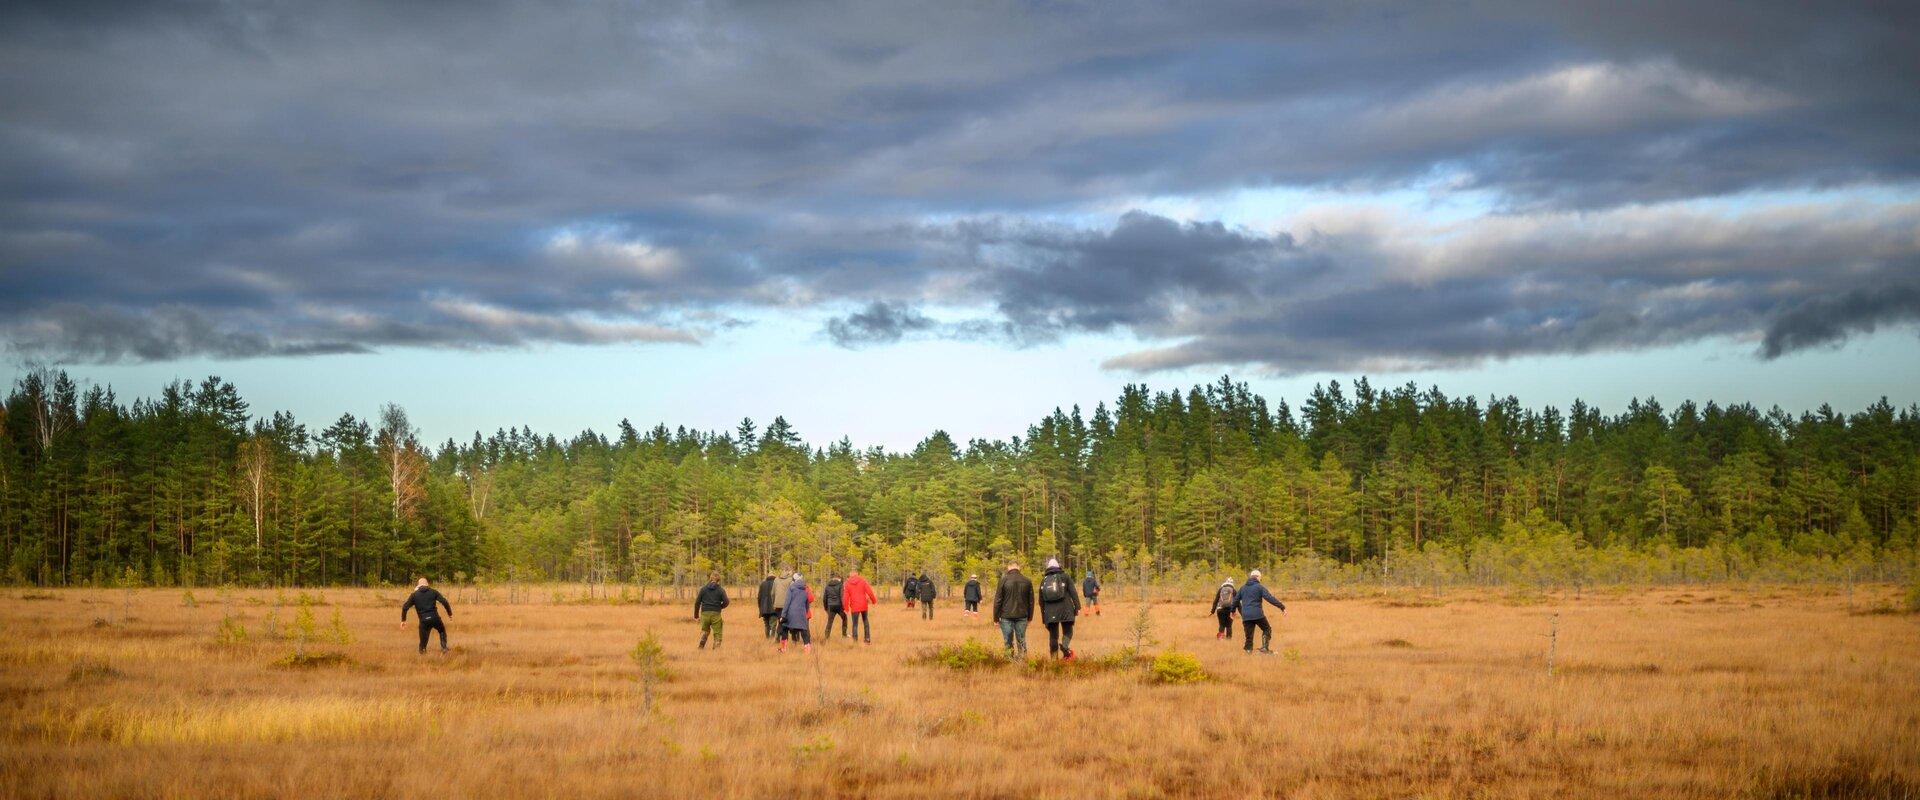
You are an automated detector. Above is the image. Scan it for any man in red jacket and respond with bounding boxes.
[841,569,880,644]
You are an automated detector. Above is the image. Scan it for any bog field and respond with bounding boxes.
[2,585,1917,799]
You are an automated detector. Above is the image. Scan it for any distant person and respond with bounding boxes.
[1038,558,1081,659]
[694,572,730,649]
[1082,570,1102,616]
[992,562,1034,659]
[963,574,983,617]
[843,568,878,643]
[1209,577,1238,641]
[400,577,453,654]
[917,571,936,619]
[780,572,813,653]
[903,574,919,609]
[823,573,848,639]
[1236,569,1287,655]
[757,572,779,639]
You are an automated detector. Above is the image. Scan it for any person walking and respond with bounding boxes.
[992,562,1035,659]
[757,572,779,639]
[1236,569,1287,654]
[917,571,936,619]
[822,573,848,639]
[773,570,793,626]
[1082,570,1102,616]
[1209,577,1237,641]
[780,572,814,653]
[963,574,982,617]
[1038,558,1081,659]
[400,577,453,654]
[694,572,730,649]
[843,568,878,643]
[903,573,918,610]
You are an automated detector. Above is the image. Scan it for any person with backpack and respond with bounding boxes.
[903,574,918,609]
[779,572,814,653]
[1082,570,1102,617]
[773,570,793,626]
[757,573,779,639]
[400,577,453,654]
[843,568,879,643]
[992,562,1034,658]
[963,574,983,617]
[917,571,936,619]
[693,572,729,649]
[1038,558,1081,659]
[1209,577,1237,640]
[1236,569,1287,654]
[822,573,848,639]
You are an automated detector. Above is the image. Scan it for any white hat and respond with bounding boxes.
[1045,557,1061,569]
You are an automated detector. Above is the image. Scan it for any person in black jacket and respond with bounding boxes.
[963,574,983,617]
[917,572,936,619]
[400,577,453,654]
[694,573,729,649]
[1037,558,1081,659]
[757,573,779,639]
[903,574,918,609]
[1236,570,1287,654]
[1082,571,1102,616]
[992,563,1034,658]
[822,574,848,638]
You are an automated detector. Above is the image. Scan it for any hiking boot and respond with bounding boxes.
[778,640,787,653]
[1258,647,1274,655]
[1064,649,1076,661]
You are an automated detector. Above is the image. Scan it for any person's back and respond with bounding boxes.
[916,575,935,601]
[824,578,844,610]
[1235,572,1286,654]
[773,575,793,610]
[400,581,453,654]
[843,571,878,643]
[992,566,1035,657]
[694,577,729,649]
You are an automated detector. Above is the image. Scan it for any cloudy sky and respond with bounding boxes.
[3,1,1917,447]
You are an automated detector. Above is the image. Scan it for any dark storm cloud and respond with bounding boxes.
[1,0,1916,368]
[1761,281,1920,359]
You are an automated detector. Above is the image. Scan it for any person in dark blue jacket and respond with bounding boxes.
[779,573,813,653]
[1235,569,1287,654]
[1082,571,1102,616]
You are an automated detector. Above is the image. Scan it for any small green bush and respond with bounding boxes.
[216,615,250,646]
[916,638,1008,671]
[1149,649,1209,685]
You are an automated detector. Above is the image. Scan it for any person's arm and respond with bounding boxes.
[693,592,702,618]
[437,592,452,618]
[1264,586,1285,612]
[719,588,730,610]
[400,595,411,621]
[991,584,1002,622]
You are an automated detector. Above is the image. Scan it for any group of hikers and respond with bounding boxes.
[400,563,1287,657]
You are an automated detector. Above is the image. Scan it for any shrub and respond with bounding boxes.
[1149,649,1209,685]
[916,638,1008,671]
[326,609,354,645]
[216,615,250,646]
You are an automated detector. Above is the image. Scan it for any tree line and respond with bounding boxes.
[2,371,1915,590]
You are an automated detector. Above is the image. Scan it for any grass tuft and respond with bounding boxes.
[272,650,354,669]
[1148,648,1209,685]
[914,637,1008,671]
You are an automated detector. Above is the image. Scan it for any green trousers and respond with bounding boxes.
[699,611,724,645]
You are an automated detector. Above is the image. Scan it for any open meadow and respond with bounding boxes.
[3,584,1917,799]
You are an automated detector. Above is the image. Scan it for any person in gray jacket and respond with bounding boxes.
[1236,569,1287,654]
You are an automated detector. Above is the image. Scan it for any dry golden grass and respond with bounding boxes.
[2,585,1916,799]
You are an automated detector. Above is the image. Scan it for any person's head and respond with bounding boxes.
[792,571,803,582]
[708,572,720,584]
[970,574,979,580]
[1045,557,1061,571]
[416,577,429,588]
[849,568,860,577]
[766,572,775,580]
[1086,570,1094,578]
[1223,577,1235,585]
[830,572,840,580]
[1248,569,1262,581]
[1006,562,1021,572]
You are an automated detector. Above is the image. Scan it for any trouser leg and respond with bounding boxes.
[1256,618,1273,650]
[1013,620,1028,655]
[417,621,430,652]
[1242,620,1256,651]
[999,619,1015,651]
[1060,620,1074,653]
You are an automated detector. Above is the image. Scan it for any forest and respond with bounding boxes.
[2,371,1915,590]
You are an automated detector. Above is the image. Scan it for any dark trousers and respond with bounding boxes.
[1217,609,1235,638]
[784,626,811,645]
[850,611,871,641]
[1242,617,1272,651]
[825,608,848,636]
[1045,619,1075,656]
[762,613,780,638]
[965,600,979,612]
[921,599,934,619]
[417,617,447,652]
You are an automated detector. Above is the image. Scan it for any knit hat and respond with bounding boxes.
[1045,557,1061,570]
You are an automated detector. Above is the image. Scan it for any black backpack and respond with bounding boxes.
[1039,573,1069,603]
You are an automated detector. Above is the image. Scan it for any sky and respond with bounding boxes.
[2,1,1917,449]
